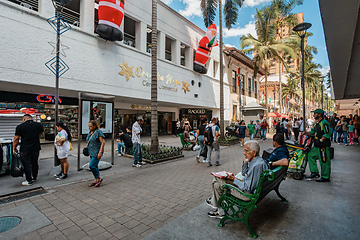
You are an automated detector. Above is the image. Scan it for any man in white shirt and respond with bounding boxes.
[132,117,145,167]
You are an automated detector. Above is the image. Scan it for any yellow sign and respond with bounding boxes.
[118,61,134,81]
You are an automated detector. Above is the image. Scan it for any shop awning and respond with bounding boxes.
[242,102,267,111]
[265,112,281,118]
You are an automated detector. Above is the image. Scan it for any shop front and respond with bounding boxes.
[179,108,212,130]
[0,91,78,142]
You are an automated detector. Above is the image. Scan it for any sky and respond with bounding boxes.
[162,0,330,76]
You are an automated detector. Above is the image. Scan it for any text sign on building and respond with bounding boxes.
[187,109,206,115]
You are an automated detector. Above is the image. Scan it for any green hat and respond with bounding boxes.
[311,109,324,114]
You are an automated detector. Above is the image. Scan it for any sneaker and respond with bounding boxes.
[136,164,142,168]
[196,156,200,163]
[202,159,208,163]
[215,161,221,166]
[345,144,348,146]
[22,181,33,186]
[207,211,223,219]
[132,164,137,167]
[207,162,212,167]
[56,174,68,181]
[205,198,217,210]
[117,153,122,157]
[305,173,320,179]
[54,172,63,178]
[240,143,243,147]
[32,178,37,182]
[140,161,147,165]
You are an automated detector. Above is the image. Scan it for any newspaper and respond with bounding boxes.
[211,171,234,179]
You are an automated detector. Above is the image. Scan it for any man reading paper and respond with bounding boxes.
[206,140,268,219]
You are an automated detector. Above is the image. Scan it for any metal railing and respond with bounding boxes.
[7,0,38,12]
[124,33,136,47]
[55,4,80,27]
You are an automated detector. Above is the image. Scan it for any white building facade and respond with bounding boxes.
[0,0,231,139]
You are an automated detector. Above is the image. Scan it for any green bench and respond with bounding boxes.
[217,166,288,238]
[179,133,193,150]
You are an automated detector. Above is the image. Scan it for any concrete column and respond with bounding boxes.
[80,0,95,33]
[185,46,192,69]
[158,31,165,59]
[39,0,54,18]
[136,21,146,52]
[173,40,180,65]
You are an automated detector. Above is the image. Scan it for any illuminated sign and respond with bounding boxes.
[187,109,206,115]
[36,94,62,103]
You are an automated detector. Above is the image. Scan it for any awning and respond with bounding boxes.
[242,102,267,111]
[265,112,281,118]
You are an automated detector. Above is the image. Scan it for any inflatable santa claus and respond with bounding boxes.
[96,0,125,41]
[193,24,219,74]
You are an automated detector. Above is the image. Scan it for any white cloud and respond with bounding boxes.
[225,43,236,48]
[179,0,202,17]
[319,66,330,76]
[244,0,272,8]
[224,22,257,38]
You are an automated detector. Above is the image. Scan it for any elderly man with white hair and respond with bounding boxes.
[206,140,268,218]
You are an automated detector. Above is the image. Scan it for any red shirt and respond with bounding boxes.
[261,123,268,129]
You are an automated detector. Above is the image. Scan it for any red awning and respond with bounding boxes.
[265,112,281,118]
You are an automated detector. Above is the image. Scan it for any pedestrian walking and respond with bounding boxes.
[237,120,246,146]
[329,113,339,142]
[285,119,292,140]
[87,120,105,187]
[12,114,44,186]
[54,122,72,180]
[196,118,208,163]
[206,118,220,167]
[348,120,355,145]
[255,120,261,138]
[288,118,293,140]
[176,119,181,136]
[247,120,256,140]
[132,117,145,167]
[337,116,349,146]
[353,115,360,145]
[302,109,332,182]
[292,118,300,142]
[260,119,269,142]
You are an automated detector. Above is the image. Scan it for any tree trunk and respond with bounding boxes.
[278,60,282,114]
[150,0,159,153]
[219,0,224,138]
[265,67,268,122]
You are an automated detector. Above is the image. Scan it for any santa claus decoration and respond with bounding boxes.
[193,24,218,74]
[96,0,125,41]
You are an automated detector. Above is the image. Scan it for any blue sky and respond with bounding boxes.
[163,0,330,76]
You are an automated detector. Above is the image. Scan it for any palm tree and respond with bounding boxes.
[150,0,159,153]
[282,74,301,102]
[200,0,244,138]
[269,0,303,114]
[240,8,297,122]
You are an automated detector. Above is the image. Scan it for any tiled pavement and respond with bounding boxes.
[2,137,262,240]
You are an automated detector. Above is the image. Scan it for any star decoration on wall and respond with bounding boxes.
[181,81,190,94]
[118,61,134,81]
[48,41,69,57]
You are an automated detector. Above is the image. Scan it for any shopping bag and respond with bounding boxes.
[200,146,207,158]
[10,152,24,178]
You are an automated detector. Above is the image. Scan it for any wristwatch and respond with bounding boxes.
[268,161,273,167]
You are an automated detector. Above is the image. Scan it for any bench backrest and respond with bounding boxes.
[179,133,186,143]
[253,166,288,204]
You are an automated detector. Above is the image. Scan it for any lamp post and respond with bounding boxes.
[272,88,276,112]
[293,22,312,131]
[320,76,325,110]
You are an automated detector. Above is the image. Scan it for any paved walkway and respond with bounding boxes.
[0,135,359,239]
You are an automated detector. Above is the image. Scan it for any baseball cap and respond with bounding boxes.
[311,109,324,115]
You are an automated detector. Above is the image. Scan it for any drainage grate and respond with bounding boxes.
[0,216,21,233]
[0,187,47,205]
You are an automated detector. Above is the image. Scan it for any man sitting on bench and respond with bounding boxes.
[206,140,268,219]
[265,133,290,169]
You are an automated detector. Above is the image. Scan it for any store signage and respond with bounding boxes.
[36,94,62,103]
[187,109,206,115]
[131,104,151,110]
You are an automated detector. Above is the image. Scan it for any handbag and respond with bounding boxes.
[334,125,342,133]
[83,131,96,156]
[200,146,208,158]
[10,152,24,178]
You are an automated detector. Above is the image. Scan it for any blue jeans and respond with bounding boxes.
[249,133,254,140]
[261,129,267,140]
[332,128,338,142]
[117,142,126,153]
[89,156,100,179]
[197,135,206,160]
[338,131,348,144]
[133,142,142,165]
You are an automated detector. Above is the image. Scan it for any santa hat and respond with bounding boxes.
[208,24,217,31]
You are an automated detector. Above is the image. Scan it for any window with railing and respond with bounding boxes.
[165,36,173,61]
[248,77,252,94]
[180,44,188,66]
[124,16,136,48]
[231,70,237,93]
[7,0,38,12]
[240,74,245,95]
[146,26,152,53]
[55,0,80,27]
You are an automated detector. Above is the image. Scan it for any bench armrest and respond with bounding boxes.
[221,184,254,199]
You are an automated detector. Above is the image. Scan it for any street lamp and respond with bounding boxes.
[320,76,325,110]
[293,22,312,131]
[272,88,276,112]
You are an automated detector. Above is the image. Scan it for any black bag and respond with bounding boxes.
[200,146,208,158]
[334,125,342,133]
[83,147,89,156]
[10,153,24,178]
[204,126,214,146]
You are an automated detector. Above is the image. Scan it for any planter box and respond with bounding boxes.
[219,138,239,146]
[122,154,184,164]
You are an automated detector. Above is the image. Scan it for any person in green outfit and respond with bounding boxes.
[247,120,256,140]
[301,109,332,182]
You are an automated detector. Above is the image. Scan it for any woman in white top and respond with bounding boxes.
[54,122,71,180]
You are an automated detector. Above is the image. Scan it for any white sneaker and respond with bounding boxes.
[136,164,142,168]
[117,154,122,157]
[22,181,33,186]
[202,160,208,163]
[140,161,146,165]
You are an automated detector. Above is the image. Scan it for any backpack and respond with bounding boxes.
[280,122,285,131]
[204,126,214,146]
